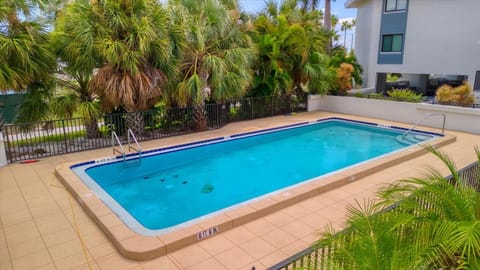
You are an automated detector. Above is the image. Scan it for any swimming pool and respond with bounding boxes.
[71,118,440,235]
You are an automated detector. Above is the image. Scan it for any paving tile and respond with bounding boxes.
[41,226,78,247]
[96,253,140,270]
[215,246,255,270]
[141,256,180,270]
[263,210,295,227]
[239,237,277,260]
[53,251,94,270]
[223,226,256,245]
[11,249,52,270]
[4,220,41,246]
[261,227,297,249]
[243,218,276,236]
[168,244,211,269]
[185,257,228,270]
[88,241,117,260]
[198,234,236,256]
[8,236,46,259]
[259,250,290,269]
[48,238,85,261]
[280,221,312,240]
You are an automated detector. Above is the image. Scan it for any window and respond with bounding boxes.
[382,34,403,52]
[385,0,407,12]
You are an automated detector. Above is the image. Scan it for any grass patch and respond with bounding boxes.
[11,130,87,147]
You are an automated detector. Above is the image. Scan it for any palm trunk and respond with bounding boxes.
[125,111,144,136]
[84,118,100,138]
[325,0,332,51]
[193,104,207,131]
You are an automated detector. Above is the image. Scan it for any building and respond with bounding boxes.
[345,0,480,95]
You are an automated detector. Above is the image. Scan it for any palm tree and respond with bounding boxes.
[251,0,331,96]
[0,0,55,92]
[50,6,103,138]
[59,0,173,135]
[324,0,336,51]
[318,147,480,268]
[169,0,255,130]
[341,20,352,47]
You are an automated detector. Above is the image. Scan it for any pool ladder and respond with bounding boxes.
[402,113,446,139]
[112,128,142,163]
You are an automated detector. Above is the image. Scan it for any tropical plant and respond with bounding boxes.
[435,84,455,104]
[58,0,174,135]
[453,81,475,107]
[251,0,332,96]
[335,63,354,95]
[387,88,423,102]
[341,20,353,48]
[168,0,255,130]
[50,7,103,138]
[435,81,475,107]
[318,146,480,269]
[329,47,363,87]
[0,0,57,124]
[0,0,56,92]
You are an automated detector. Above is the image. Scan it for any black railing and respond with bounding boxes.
[268,161,480,270]
[1,95,307,163]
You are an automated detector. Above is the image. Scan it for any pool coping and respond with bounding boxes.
[55,118,457,260]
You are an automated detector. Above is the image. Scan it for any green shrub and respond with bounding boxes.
[387,88,423,102]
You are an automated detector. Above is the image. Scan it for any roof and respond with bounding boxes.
[345,0,364,8]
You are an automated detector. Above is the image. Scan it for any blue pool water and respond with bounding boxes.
[73,118,437,233]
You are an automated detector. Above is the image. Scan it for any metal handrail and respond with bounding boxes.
[403,113,446,138]
[127,128,142,159]
[111,131,126,161]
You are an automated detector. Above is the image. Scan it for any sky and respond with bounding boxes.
[239,0,357,50]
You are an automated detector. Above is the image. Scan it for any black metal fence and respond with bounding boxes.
[1,95,307,163]
[268,161,480,270]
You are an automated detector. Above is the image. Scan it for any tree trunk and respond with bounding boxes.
[84,118,100,138]
[125,111,145,136]
[325,0,332,51]
[193,104,207,131]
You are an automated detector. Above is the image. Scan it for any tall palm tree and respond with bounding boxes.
[0,0,55,92]
[60,0,173,135]
[319,147,480,269]
[341,20,352,47]
[0,0,56,124]
[50,6,102,138]
[324,0,336,51]
[169,0,255,130]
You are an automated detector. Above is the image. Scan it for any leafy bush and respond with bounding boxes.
[453,81,474,106]
[435,81,474,106]
[387,88,423,102]
[335,63,354,96]
[435,84,454,104]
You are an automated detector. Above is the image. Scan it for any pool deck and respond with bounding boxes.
[1,111,479,270]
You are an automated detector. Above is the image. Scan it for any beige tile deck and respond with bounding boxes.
[1,111,479,269]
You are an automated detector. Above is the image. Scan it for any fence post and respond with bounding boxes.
[62,119,69,153]
[0,131,7,167]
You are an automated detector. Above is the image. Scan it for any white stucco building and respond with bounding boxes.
[346,0,480,95]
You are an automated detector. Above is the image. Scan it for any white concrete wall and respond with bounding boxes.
[308,95,480,134]
[353,0,480,89]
